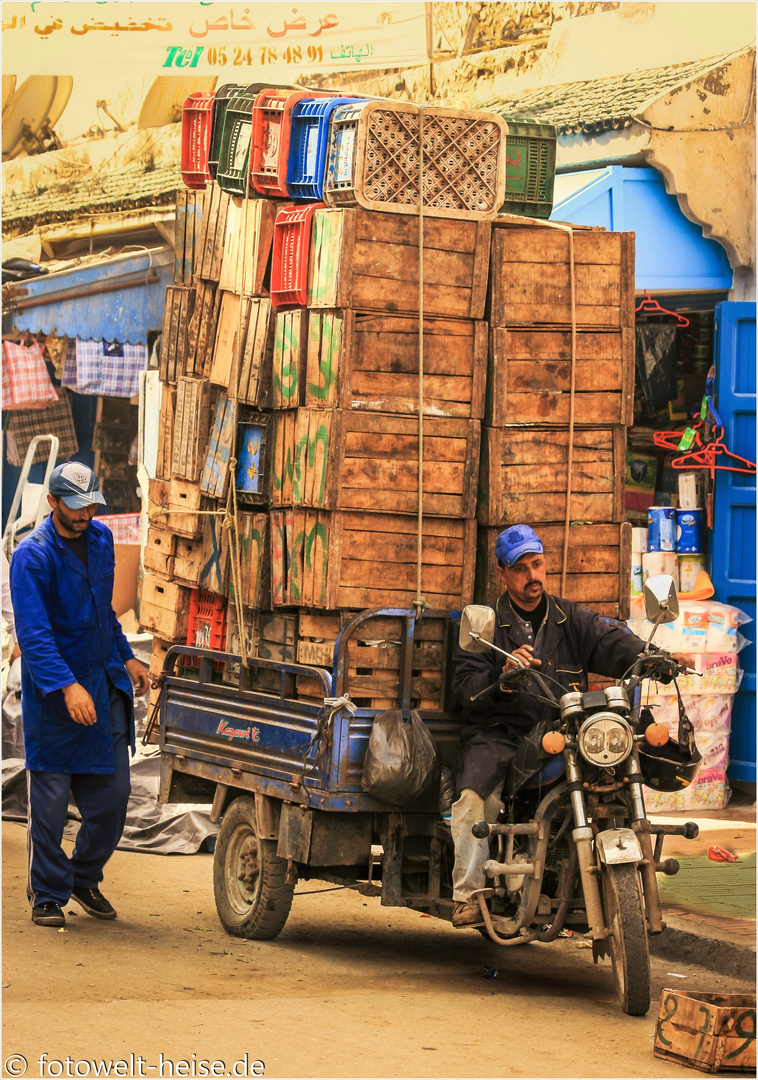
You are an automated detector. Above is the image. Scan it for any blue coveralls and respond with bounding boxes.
[9,516,136,907]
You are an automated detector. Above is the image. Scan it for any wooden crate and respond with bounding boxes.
[194,183,231,283]
[171,377,212,482]
[270,509,476,609]
[305,310,487,419]
[159,285,195,383]
[228,511,270,611]
[210,293,274,407]
[173,189,201,285]
[139,573,192,641]
[273,309,308,409]
[148,478,170,530]
[475,522,632,620]
[252,611,297,695]
[296,611,448,710]
[144,527,175,580]
[222,605,260,685]
[489,224,635,329]
[653,991,756,1073]
[173,535,203,588]
[201,394,237,500]
[308,208,491,320]
[167,477,204,538]
[155,385,176,481]
[218,196,277,296]
[487,327,634,427]
[184,280,218,377]
[271,409,480,518]
[478,426,625,526]
[199,507,230,595]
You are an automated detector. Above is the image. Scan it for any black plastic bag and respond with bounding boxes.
[361,709,440,805]
[635,323,678,418]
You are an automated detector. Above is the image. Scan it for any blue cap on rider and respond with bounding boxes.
[495,524,543,568]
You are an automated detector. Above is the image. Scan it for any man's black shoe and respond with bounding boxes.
[70,886,117,920]
[32,902,65,927]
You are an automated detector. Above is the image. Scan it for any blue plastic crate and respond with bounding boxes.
[286,97,363,201]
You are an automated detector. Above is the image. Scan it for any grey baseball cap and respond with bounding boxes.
[48,462,106,510]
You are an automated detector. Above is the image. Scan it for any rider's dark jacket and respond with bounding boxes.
[451,591,647,797]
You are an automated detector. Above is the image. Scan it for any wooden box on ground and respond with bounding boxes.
[487,327,634,427]
[171,377,212,482]
[489,224,635,329]
[475,522,632,619]
[270,509,476,609]
[218,197,277,296]
[305,310,486,418]
[308,208,491,320]
[210,294,274,406]
[271,409,480,518]
[653,991,756,1073]
[139,574,192,640]
[296,611,448,710]
[478,426,625,526]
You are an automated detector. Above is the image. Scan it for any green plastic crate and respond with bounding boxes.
[499,116,557,219]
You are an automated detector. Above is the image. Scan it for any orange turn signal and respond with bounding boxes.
[644,722,670,747]
[542,731,566,755]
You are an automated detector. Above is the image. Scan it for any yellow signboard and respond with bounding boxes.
[2,2,431,77]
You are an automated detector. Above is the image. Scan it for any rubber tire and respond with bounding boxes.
[213,796,294,940]
[601,863,651,1016]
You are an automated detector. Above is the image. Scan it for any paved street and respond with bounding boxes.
[2,821,753,1080]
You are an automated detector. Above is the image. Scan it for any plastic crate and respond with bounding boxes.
[181,92,215,190]
[323,101,508,219]
[207,83,245,180]
[185,589,228,670]
[216,85,259,196]
[498,116,557,219]
[270,202,324,309]
[251,89,333,199]
[286,97,364,200]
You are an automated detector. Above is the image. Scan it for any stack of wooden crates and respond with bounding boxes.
[140,185,635,721]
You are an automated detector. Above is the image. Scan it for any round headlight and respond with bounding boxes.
[577,712,634,767]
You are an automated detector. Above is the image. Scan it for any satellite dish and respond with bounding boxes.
[138,75,217,129]
[2,75,73,160]
[2,75,16,117]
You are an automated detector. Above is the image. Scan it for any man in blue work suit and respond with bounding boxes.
[9,461,148,928]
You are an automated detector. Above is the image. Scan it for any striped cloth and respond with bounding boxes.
[4,388,79,466]
[96,513,141,544]
[62,338,148,398]
[2,341,59,409]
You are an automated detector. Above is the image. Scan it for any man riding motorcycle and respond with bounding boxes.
[449,524,659,929]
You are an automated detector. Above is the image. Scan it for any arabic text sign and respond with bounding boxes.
[2,2,430,77]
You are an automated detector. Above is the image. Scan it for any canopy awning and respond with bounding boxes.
[5,247,173,344]
[550,166,733,293]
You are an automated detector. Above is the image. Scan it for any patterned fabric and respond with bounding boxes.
[62,338,148,398]
[4,388,79,467]
[95,513,141,544]
[1,341,59,410]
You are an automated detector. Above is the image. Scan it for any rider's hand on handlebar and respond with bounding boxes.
[500,645,542,689]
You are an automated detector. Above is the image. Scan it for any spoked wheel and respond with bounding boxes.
[213,796,294,940]
[601,863,650,1015]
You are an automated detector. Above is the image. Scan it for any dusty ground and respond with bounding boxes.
[2,820,754,1080]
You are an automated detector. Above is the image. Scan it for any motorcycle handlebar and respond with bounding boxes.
[469,665,527,703]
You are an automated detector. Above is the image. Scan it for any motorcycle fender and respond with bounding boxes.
[595,828,643,865]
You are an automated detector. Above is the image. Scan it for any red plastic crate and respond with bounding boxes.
[270,203,324,309]
[181,92,215,190]
[185,589,227,669]
[250,89,323,199]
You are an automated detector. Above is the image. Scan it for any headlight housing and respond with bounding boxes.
[577,712,634,767]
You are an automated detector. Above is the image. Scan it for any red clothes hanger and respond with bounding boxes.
[635,291,690,327]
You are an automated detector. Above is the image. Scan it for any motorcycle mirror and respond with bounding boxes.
[643,574,680,624]
[459,605,497,652]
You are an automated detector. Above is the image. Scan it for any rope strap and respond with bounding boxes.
[415,105,426,619]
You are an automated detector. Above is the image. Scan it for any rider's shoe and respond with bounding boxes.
[452,899,486,928]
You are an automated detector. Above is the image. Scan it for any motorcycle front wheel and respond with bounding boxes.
[601,863,650,1016]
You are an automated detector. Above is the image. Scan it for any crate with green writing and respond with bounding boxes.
[499,117,556,220]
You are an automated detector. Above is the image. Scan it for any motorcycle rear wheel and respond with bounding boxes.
[601,863,650,1016]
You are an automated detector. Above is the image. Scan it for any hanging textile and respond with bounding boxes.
[5,388,79,467]
[1,341,59,410]
[62,338,148,398]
